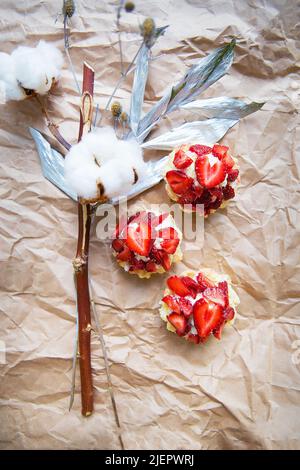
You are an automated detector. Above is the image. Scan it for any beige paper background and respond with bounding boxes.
[0,0,299,450]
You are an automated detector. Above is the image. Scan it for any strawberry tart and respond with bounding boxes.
[112,211,182,278]
[164,143,240,216]
[159,269,240,343]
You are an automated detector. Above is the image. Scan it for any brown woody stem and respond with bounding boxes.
[75,62,95,416]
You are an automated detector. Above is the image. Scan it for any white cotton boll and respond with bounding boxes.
[83,127,119,165]
[96,159,136,198]
[0,52,25,103]
[11,40,63,95]
[64,140,94,172]
[65,163,102,199]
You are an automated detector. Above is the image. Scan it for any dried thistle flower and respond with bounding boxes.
[111,101,122,118]
[120,111,128,123]
[125,1,135,12]
[142,17,155,39]
[62,0,75,18]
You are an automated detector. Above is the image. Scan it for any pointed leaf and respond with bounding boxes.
[181,96,265,119]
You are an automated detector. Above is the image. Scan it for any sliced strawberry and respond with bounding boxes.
[193,299,223,340]
[213,321,226,340]
[126,219,153,256]
[167,275,191,297]
[203,286,226,307]
[186,333,200,344]
[189,144,212,157]
[151,212,169,229]
[157,227,180,254]
[167,313,187,336]
[130,257,146,271]
[196,272,214,291]
[181,276,200,298]
[223,307,235,321]
[115,217,128,239]
[173,148,193,169]
[195,155,226,189]
[117,244,133,262]
[178,297,193,317]
[160,251,171,271]
[162,295,181,314]
[227,168,239,182]
[223,154,235,171]
[166,170,193,195]
[212,144,229,159]
[112,238,124,253]
[218,281,229,307]
[145,261,157,272]
[222,184,235,200]
[178,189,197,205]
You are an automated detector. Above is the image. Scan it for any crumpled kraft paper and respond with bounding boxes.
[0,0,300,450]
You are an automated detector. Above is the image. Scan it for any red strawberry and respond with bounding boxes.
[218,281,229,307]
[130,257,146,271]
[117,244,133,262]
[115,217,128,239]
[222,184,235,200]
[208,187,223,210]
[162,295,181,314]
[203,286,226,307]
[212,144,229,159]
[173,148,193,169]
[223,307,235,321]
[227,168,239,182]
[196,272,214,291]
[189,144,212,157]
[166,170,193,195]
[186,333,200,344]
[160,251,171,271]
[126,219,153,256]
[195,155,226,189]
[145,261,157,272]
[112,238,124,252]
[157,227,180,254]
[167,275,191,297]
[213,321,226,340]
[167,313,187,336]
[223,154,235,171]
[178,189,196,205]
[193,299,223,340]
[177,297,193,317]
[181,276,200,298]
[151,212,169,229]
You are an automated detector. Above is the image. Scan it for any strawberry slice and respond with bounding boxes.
[167,275,191,297]
[196,272,214,291]
[227,168,239,182]
[126,219,153,256]
[193,299,223,340]
[213,321,226,340]
[167,313,187,336]
[218,281,229,307]
[157,227,180,254]
[212,144,229,159]
[112,238,124,252]
[178,297,193,317]
[145,261,157,272]
[203,286,226,307]
[160,251,171,271]
[181,276,200,298]
[186,333,200,344]
[151,212,169,229]
[129,258,146,271]
[173,148,193,169]
[189,144,212,157]
[223,154,235,171]
[195,155,226,189]
[166,170,193,195]
[117,244,133,262]
[162,295,181,314]
[223,307,235,321]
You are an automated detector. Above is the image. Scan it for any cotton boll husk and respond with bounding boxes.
[11,41,63,95]
[0,52,25,102]
[96,159,137,198]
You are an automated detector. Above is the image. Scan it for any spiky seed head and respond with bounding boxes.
[120,111,128,122]
[111,101,122,118]
[63,0,75,18]
[125,1,135,12]
[142,18,155,39]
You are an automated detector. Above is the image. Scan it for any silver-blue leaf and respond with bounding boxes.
[141,118,238,150]
[136,40,236,142]
[29,127,77,201]
[181,96,265,119]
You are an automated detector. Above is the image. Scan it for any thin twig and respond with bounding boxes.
[65,47,81,95]
[35,95,71,151]
[69,274,79,411]
[89,279,125,450]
